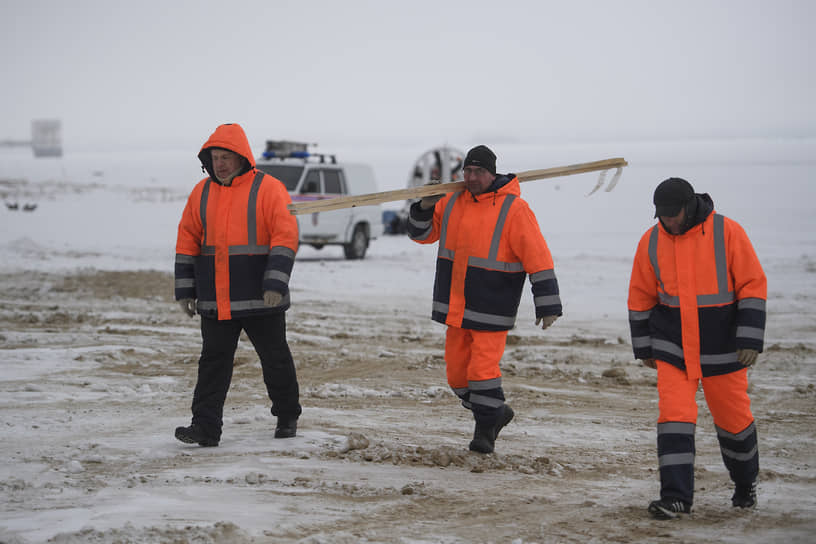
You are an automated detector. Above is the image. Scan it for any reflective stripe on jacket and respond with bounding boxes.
[174,123,299,320]
[409,175,562,331]
[628,209,766,378]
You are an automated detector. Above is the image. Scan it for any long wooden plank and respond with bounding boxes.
[287,157,628,215]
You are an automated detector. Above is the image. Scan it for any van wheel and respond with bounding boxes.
[344,225,368,260]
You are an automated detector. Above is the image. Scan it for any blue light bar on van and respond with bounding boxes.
[261,150,311,159]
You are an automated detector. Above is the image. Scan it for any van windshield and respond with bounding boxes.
[256,165,303,191]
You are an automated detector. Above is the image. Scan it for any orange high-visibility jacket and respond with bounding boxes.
[408,175,562,331]
[628,196,766,378]
[175,123,299,320]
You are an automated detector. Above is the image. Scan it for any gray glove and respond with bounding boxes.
[640,358,657,369]
[264,290,283,307]
[535,315,559,330]
[419,180,444,210]
[737,348,759,367]
[179,298,196,318]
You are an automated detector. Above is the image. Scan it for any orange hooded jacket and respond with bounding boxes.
[408,175,562,331]
[175,123,299,320]
[628,195,766,378]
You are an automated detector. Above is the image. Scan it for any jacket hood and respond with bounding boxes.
[198,123,255,183]
[684,193,714,231]
[661,192,714,235]
[471,173,520,201]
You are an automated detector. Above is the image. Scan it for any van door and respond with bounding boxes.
[318,168,352,240]
[296,169,324,242]
[297,167,352,243]
[314,168,352,242]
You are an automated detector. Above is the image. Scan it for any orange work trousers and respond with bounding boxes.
[656,361,753,433]
[444,326,508,389]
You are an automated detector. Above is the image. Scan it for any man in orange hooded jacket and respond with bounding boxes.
[628,177,766,519]
[174,123,301,447]
[408,145,562,454]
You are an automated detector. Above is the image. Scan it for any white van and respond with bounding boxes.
[255,141,383,259]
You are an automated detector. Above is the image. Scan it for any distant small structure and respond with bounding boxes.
[0,119,63,158]
[31,120,62,157]
[4,202,38,212]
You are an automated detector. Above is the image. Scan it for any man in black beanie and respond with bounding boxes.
[652,177,698,234]
[464,145,497,173]
[406,145,563,454]
[628,176,767,519]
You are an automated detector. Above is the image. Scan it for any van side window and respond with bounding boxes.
[301,170,321,193]
[323,170,344,194]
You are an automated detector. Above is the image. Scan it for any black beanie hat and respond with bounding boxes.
[464,145,497,175]
[653,177,695,218]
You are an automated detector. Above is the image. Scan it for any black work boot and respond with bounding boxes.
[495,404,514,439]
[274,415,298,438]
[175,424,219,447]
[469,404,515,454]
[732,481,757,508]
[469,423,496,454]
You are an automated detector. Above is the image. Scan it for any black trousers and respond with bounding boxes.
[191,312,301,438]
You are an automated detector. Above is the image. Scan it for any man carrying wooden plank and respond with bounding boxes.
[407,145,563,454]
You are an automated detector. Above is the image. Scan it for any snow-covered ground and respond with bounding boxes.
[1,138,814,543]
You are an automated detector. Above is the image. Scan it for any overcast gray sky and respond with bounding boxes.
[1,0,813,151]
